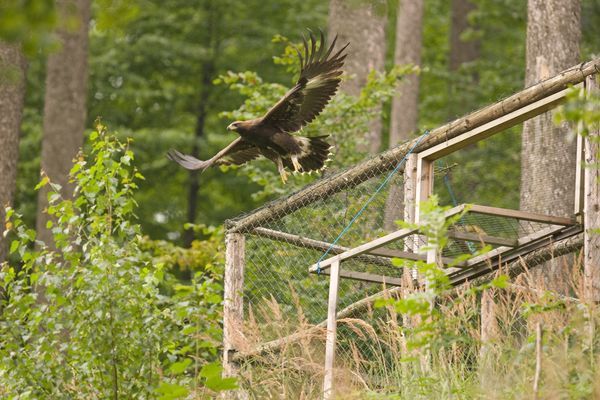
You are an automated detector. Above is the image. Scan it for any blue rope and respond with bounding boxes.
[441,163,477,253]
[443,172,459,207]
[316,130,430,274]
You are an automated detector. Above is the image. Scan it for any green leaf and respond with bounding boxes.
[490,274,509,289]
[155,382,188,400]
[199,361,222,379]
[34,176,49,190]
[200,363,238,391]
[168,358,192,375]
[205,376,238,392]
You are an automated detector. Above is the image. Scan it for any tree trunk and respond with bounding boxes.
[328,0,387,154]
[0,43,26,262]
[520,0,580,292]
[36,0,90,248]
[183,0,220,248]
[384,0,424,231]
[448,0,480,118]
[449,0,480,72]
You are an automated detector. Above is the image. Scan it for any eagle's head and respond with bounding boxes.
[227,121,241,132]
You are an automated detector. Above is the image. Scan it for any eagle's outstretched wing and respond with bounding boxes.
[166,137,262,171]
[261,30,348,133]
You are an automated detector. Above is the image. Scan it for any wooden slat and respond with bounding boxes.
[575,123,585,215]
[323,259,341,400]
[469,204,575,226]
[368,246,467,267]
[447,224,583,286]
[316,268,403,286]
[251,227,392,267]
[368,247,424,260]
[418,87,575,160]
[415,158,434,224]
[309,205,467,273]
[447,230,518,247]
[463,224,567,268]
[308,227,419,272]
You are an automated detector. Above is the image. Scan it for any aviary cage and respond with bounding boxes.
[221,61,599,399]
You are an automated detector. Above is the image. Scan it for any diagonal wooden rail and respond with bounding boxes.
[226,59,600,234]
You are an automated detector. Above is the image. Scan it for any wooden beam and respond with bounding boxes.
[227,60,600,234]
[367,247,464,266]
[575,122,585,215]
[323,259,341,400]
[415,158,434,224]
[464,224,568,268]
[448,224,583,286]
[308,226,420,272]
[251,227,393,267]
[404,154,420,280]
[223,232,246,398]
[447,230,518,247]
[309,205,467,273]
[584,73,600,302]
[468,204,575,226]
[418,87,574,160]
[314,267,403,286]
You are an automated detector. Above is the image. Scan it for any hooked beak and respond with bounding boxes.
[227,123,235,131]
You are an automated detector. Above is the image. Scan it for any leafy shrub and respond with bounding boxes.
[0,123,233,399]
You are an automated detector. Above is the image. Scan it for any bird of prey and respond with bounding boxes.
[167,31,349,183]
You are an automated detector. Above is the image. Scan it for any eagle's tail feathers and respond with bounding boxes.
[292,135,332,173]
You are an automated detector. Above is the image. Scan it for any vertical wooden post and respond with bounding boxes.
[223,232,246,397]
[584,74,600,302]
[575,129,584,215]
[415,156,435,286]
[404,154,418,226]
[414,157,434,225]
[404,154,419,281]
[323,259,341,400]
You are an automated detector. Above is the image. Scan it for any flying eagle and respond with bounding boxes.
[167,31,349,183]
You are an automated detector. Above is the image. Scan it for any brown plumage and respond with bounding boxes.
[167,30,349,183]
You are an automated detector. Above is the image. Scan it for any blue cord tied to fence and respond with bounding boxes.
[316,129,430,274]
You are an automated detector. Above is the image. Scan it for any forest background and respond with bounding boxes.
[1,0,600,398]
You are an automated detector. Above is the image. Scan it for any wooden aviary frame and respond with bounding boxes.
[221,60,600,400]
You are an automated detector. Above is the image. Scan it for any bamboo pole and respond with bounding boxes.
[227,60,600,233]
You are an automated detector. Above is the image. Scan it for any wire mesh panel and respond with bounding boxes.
[224,67,598,394]
[241,163,409,328]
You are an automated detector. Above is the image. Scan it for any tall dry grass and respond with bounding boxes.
[232,256,600,399]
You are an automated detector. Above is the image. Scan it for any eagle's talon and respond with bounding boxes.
[280,170,288,184]
[291,155,303,173]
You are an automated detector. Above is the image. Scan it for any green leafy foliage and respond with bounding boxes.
[0,124,231,398]
[0,0,58,55]
[377,196,499,353]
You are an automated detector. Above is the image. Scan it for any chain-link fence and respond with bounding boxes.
[223,63,598,396]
